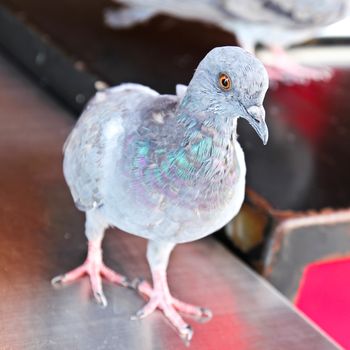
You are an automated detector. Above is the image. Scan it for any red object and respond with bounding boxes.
[295,257,350,349]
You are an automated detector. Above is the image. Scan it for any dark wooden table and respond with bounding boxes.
[0,53,339,349]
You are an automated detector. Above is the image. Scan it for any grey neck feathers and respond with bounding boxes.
[174,90,239,181]
[176,89,238,149]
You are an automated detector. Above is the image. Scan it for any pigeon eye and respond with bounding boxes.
[218,73,231,91]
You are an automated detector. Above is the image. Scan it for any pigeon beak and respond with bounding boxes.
[244,105,269,145]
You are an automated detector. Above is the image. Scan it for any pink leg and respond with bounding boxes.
[52,240,129,307]
[132,271,212,344]
[265,46,332,85]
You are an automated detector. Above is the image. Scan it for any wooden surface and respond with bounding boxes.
[0,53,339,349]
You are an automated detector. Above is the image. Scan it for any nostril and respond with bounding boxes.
[246,105,265,123]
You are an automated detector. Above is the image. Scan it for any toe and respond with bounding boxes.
[100,264,129,287]
[171,298,212,322]
[131,296,159,320]
[89,271,105,306]
[53,264,87,284]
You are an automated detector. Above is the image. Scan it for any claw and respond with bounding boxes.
[120,276,132,288]
[179,325,193,346]
[130,309,145,320]
[94,291,108,308]
[197,307,213,323]
[129,277,146,291]
[51,274,65,287]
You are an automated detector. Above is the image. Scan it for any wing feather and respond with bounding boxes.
[63,84,159,211]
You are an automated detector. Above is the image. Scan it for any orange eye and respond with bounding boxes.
[219,73,231,91]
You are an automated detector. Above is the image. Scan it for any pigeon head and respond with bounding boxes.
[183,46,269,145]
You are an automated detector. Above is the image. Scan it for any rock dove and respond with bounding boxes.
[105,0,350,84]
[52,46,269,342]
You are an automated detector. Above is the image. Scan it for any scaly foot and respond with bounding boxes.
[52,241,129,307]
[264,46,332,86]
[266,63,332,85]
[131,272,212,343]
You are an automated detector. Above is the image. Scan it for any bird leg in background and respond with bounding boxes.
[230,27,329,85]
[132,240,212,343]
[52,238,129,307]
[264,46,332,85]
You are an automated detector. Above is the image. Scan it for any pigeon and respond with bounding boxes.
[105,0,350,84]
[52,46,269,342]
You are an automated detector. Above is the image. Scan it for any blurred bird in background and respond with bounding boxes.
[52,46,269,342]
[105,0,350,85]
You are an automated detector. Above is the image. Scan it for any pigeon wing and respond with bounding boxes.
[63,84,159,211]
